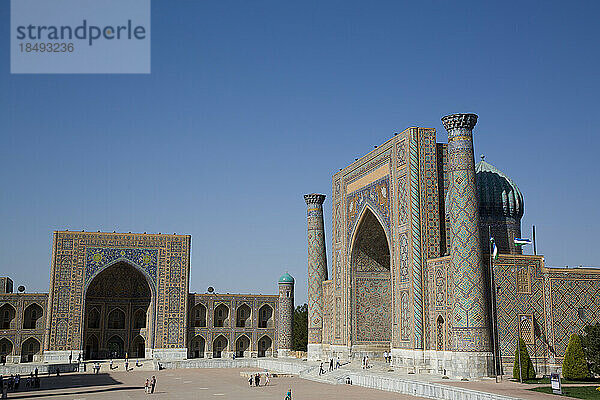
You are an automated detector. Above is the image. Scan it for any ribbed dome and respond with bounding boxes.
[475,158,524,220]
[278,272,295,284]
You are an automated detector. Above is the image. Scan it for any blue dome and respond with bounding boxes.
[278,272,295,284]
[475,158,524,220]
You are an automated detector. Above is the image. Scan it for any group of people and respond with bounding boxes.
[143,376,157,394]
[383,351,392,363]
[247,372,269,387]
[0,368,41,394]
[318,356,341,375]
[361,355,370,369]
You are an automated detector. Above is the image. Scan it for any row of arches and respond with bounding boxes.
[87,307,146,330]
[84,334,145,360]
[0,303,44,330]
[0,337,41,363]
[189,334,273,358]
[191,303,273,329]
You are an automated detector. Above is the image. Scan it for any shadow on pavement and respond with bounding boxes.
[6,373,136,399]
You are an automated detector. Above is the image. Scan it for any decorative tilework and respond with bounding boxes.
[355,277,391,342]
[347,177,391,242]
[86,247,158,284]
[305,194,328,345]
[442,114,490,352]
[48,231,190,353]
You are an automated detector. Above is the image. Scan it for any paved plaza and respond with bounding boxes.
[4,368,424,400]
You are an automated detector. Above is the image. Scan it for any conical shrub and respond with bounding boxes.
[562,334,589,380]
[513,338,536,380]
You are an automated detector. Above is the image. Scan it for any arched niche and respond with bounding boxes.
[23,303,44,330]
[350,207,392,344]
[83,261,153,359]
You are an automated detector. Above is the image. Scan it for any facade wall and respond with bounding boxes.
[426,253,600,375]
[327,127,441,354]
[187,293,278,358]
[46,231,190,358]
[0,293,48,363]
[1,231,292,364]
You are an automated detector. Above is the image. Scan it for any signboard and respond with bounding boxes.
[551,373,562,395]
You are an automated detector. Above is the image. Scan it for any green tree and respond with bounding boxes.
[581,323,600,376]
[292,303,308,351]
[563,334,589,380]
[513,338,536,380]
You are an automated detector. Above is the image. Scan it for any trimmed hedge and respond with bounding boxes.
[513,337,536,380]
[562,334,589,380]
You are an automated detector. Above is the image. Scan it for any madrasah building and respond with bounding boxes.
[304,113,600,378]
[0,232,295,364]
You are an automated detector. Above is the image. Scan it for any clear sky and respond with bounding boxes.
[1,1,599,305]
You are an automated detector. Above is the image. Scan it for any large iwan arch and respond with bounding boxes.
[83,261,153,359]
[350,207,392,348]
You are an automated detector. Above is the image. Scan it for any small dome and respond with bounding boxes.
[476,158,524,220]
[278,272,294,284]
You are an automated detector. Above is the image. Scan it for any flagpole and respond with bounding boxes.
[532,225,537,256]
[489,225,498,383]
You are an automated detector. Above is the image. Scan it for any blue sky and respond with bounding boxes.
[1,1,599,305]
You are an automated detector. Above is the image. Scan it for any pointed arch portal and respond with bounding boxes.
[83,261,152,359]
[351,207,392,343]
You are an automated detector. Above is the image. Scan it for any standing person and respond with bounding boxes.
[125,360,129,371]
[110,359,114,370]
[329,357,333,372]
[336,356,340,369]
[365,356,369,369]
[254,373,260,387]
[150,376,156,394]
[144,378,150,394]
[34,367,38,378]
[69,353,72,364]
[248,374,253,387]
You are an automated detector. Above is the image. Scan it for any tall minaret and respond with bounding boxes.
[442,113,492,377]
[304,193,327,360]
[277,272,295,357]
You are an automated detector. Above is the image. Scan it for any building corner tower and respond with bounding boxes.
[277,272,295,357]
[442,113,493,378]
[304,193,328,360]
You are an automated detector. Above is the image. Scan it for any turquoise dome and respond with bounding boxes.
[475,158,524,220]
[278,272,295,284]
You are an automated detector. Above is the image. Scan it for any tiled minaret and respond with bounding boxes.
[442,113,492,377]
[277,272,295,357]
[304,193,327,360]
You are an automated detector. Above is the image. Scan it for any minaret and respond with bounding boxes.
[442,113,492,377]
[277,272,295,357]
[304,193,327,360]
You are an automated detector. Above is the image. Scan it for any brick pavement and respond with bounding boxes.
[5,368,424,399]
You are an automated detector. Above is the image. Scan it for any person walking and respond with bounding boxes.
[319,362,324,375]
[284,388,293,400]
[110,359,114,370]
[144,378,150,394]
[150,376,156,394]
[34,367,38,378]
[265,372,270,386]
[125,360,129,371]
[254,373,260,387]
[248,374,253,387]
[329,357,333,372]
[365,355,369,369]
